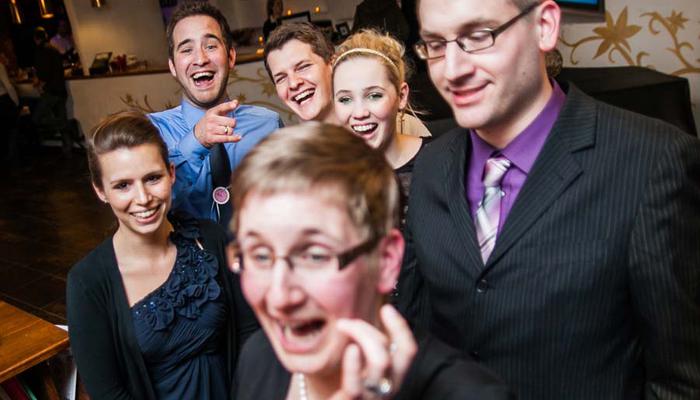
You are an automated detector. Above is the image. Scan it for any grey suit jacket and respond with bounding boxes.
[397,85,700,399]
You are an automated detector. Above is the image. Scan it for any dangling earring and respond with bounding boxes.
[399,108,406,136]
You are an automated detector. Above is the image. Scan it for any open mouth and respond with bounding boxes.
[351,123,378,136]
[192,71,215,87]
[292,88,315,106]
[278,318,327,352]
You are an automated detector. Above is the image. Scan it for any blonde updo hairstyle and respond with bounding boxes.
[332,29,412,109]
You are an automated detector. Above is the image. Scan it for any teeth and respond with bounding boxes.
[132,208,158,218]
[193,72,214,79]
[282,320,323,338]
[352,124,377,133]
[293,89,314,103]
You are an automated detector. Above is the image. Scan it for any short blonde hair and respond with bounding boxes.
[332,29,410,95]
[230,123,400,241]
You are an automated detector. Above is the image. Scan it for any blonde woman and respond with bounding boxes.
[332,30,429,207]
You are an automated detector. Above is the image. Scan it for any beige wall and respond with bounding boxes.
[64,0,169,75]
[224,0,361,29]
[557,0,700,130]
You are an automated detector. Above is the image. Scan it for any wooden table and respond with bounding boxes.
[0,300,69,383]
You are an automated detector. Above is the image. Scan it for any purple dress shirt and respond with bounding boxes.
[466,81,566,232]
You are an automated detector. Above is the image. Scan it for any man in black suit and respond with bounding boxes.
[397,0,700,398]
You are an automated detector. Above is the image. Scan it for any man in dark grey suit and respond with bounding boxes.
[397,0,700,398]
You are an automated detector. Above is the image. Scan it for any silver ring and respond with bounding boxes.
[365,377,392,397]
[389,342,397,355]
[223,125,230,134]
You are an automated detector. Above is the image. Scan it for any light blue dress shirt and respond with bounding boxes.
[149,99,282,221]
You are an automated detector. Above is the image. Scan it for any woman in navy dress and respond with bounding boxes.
[67,111,257,399]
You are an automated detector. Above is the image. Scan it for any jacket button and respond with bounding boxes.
[476,279,489,293]
[469,350,481,361]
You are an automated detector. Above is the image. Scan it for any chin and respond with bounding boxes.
[277,344,343,376]
[295,103,322,122]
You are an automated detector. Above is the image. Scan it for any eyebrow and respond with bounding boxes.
[107,168,165,185]
[273,59,309,80]
[175,33,223,51]
[334,85,387,97]
[241,228,333,243]
[175,38,193,52]
[420,18,499,39]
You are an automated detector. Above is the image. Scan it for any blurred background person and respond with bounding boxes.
[32,26,71,158]
[263,0,284,43]
[49,19,75,56]
[0,51,19,165]
[352,0,409,44]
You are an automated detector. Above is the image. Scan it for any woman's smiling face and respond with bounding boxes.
[333,57,407,150]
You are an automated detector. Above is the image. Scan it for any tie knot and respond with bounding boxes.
[482,156,511,187]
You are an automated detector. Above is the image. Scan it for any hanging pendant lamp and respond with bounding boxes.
[39,0,55,19]
[9,0,23,24]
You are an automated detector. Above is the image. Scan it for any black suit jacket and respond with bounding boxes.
[235,331,514,399]
[397,85,700,399]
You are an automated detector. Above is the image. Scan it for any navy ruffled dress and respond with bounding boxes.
[131,216,228,399]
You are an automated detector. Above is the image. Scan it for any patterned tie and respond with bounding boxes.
[475,156,511,263]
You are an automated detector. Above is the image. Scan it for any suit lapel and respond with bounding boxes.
[443,131,484,275]
[485,86,597,269]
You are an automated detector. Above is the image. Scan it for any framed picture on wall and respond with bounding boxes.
[280,11,312,25]
[336,22,350,37]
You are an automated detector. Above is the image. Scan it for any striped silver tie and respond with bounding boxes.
[475,156,511,263]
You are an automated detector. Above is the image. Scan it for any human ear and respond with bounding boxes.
[398,82,409,111]
[92,183,108,204]
[168,58,177,78]
[168,162,176,183]
[228,47,237,69]
[376,229,405,294]
[536,0,561,52]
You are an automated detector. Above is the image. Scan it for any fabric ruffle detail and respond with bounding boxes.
[132,214,221,331]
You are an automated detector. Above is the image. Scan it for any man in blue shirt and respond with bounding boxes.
[150,2,282,222]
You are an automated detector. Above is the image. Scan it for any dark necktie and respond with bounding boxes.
[209,143,232,231]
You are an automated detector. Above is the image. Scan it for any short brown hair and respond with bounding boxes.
[263,22,334,80]
[416,0,540,15]
[230,123,400,241]
[87,111,169,190]
[166,1,233,60]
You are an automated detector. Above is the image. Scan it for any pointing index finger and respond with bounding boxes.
[211,99,239,116]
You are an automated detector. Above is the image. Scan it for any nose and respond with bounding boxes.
[193,46,210,65]
[443,41,475,83]
[267,259,305,310]
[351,101,370,120]
[288,73,303,91]
[135,183,151,205]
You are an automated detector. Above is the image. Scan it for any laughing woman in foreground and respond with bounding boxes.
[229,123,512,399]
[66,111,257,399]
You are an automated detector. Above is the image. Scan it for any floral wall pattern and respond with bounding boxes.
[557,0,700,132]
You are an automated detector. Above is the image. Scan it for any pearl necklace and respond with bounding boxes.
[296,373,309,400]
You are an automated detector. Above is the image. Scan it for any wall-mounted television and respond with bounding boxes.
[556,0,605,16]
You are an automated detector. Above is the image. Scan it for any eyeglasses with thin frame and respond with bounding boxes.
[414,2,540,60]
[230,235,380,278]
